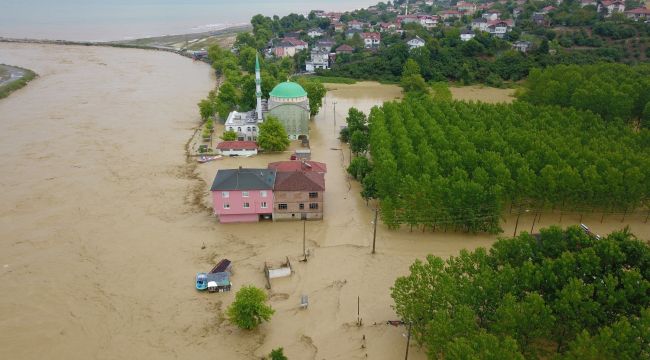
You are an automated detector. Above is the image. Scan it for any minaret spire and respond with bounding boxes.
[255,53,263,121]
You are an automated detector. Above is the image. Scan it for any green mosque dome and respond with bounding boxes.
[269,81,308,99]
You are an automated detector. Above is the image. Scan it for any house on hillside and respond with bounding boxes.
[272,171,325,220]
[460,29,476,41]
[513,40,533,53]
[378,22,398,33]
[407,36,426,50]
[487,19,514,37]
[211,168,276,223]
[472,18,489,32]
[456,1,478,15]
[362,32,381,48]
[348,20,366,30]
[580,0,597,7]
[273,38,308,57]
[532,12,550,26]
[440,10,462,21]
[598,0,625,17]
[307,28,325,38]
[333,22,346,32]
[625,7,650,20]
[335,44,354,54]
[216,141,258,157]
[482,10,501,21]
[305,50,330,72]
[315,38,335,52]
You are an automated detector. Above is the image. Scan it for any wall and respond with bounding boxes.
[273,191,323,220]
[212,189,273,219]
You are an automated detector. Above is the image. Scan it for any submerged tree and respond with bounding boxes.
[227,285,275,330]
[258,116,290,151]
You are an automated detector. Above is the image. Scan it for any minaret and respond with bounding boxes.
[255,54,263,121]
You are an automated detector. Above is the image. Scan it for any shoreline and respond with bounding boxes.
[0,64,37,99]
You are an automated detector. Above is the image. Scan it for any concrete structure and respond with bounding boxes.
[211,168,276,223]
[407,36,426,50]
[272,171,325,221]
[267,82,311,141]
[224,54,265,141]
[216,141,258,157]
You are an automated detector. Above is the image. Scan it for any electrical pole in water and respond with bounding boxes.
[302,219,307,262]
[404,323,412,360]
[372,208,378,254]
[333,101,337,129]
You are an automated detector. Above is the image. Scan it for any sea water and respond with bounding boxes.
[0,0,378,41]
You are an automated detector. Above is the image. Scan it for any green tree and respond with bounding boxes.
[401,59,428,95]
[216,82,239,119]
[258,116,290,151]
[350,129,369,155]
[198,98,214,121]
[226,285,274,330]
[220,130,237,141]
[296,78,327,116]
[269,347,288,360]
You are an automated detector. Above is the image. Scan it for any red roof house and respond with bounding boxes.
[268,160,328,174]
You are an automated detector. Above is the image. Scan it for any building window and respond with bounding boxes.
[243,202,250,208]
[279,203,288,210]
[260,191,267,197]
[229,127,233,131]
[261,202,268,209]
[242,191,249,197]
[223,203,230,209]
[309,192,318,199]
[247,127,251,131]
[299,203,305,210]
[252,126,256,132]
[222,191,229,198]
[309,203,319,210]
[253,136,257,141]
[237,127,241,132]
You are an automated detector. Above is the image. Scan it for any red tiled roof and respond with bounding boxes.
[284,37,308,46]
[216,141,258,150]
[336,44,354,52]
[362,32,381,40]
[626,7,650,14]
[268,160,328,173]
[274,171,325,191]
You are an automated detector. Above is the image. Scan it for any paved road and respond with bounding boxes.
[0,64,26,87]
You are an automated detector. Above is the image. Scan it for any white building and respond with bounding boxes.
[224,55,265,141]
[460,29,476,41]
[216,141,258,157]
[307,28,324,38]
[361,32,381,48]
[305,50,330,72]
[407,36,426,50]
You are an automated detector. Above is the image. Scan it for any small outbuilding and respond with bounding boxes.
[216,141,258,157]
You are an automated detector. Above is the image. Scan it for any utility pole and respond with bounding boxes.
[302,219,307,262]
[372,208,378,254]
[333,101,337,129]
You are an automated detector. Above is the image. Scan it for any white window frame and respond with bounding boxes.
[260,190,267,198]
[242,191,249,198]
[222,191,229,198]
[261,202,268,209]
[223,203,230,209]
[243,202,250,208]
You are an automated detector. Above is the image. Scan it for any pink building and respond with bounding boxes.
[211,168,276,223]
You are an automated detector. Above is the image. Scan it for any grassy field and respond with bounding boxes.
[300,75,357,84]
[0,65,37,100]
[112,25,250,51]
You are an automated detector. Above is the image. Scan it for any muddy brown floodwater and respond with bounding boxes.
[2,45,649,360]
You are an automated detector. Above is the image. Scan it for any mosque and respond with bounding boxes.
[224,55,310,142]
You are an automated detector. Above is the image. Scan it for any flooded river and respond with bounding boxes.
[2,44,648,360]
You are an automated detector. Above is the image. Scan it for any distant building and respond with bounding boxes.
[361,32,381,48]
[268,160,328,174]
[482,11,501,21]
[307,28,325,38]
[305,50,330,72]
[216,141,258,157]
[315,38,335,52]
[456,1,478,14]
[346,28,363,39]
[512,40,533,53]
[348,20,366,30]
[273,38,308,57]
[580,0,597,7]
[335,44,354,54]
[440,10,462,20]
[487,19,514,37]
[267,82,311,141]
[460,29,476,41]
[598,0,625,17]
[407,36,426,49]
[210,168,276,223]
[532,12,550,26]
[472,18,489,32]
[225,111,261,141]
[378,22,398,32]
[625,7,650,20]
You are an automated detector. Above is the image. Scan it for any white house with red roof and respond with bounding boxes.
[625,7,650,20]
[361,32,381,48]
[273,38,308,57]
[487,19,514,37]
[598,0,625,16]
[216,141,258,157]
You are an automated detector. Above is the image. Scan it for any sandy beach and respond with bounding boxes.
[1,43,649,359]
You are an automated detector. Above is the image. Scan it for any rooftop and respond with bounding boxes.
[216,141,258,150]
[269,81,308,99]
[210,168,276,191]
[274,171,325,191]
[268,160,328,173]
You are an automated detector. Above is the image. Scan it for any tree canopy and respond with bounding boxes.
[227,285,275,330]
[258,116,290,151]
[392,226,650,359]
[355,91,650,233]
